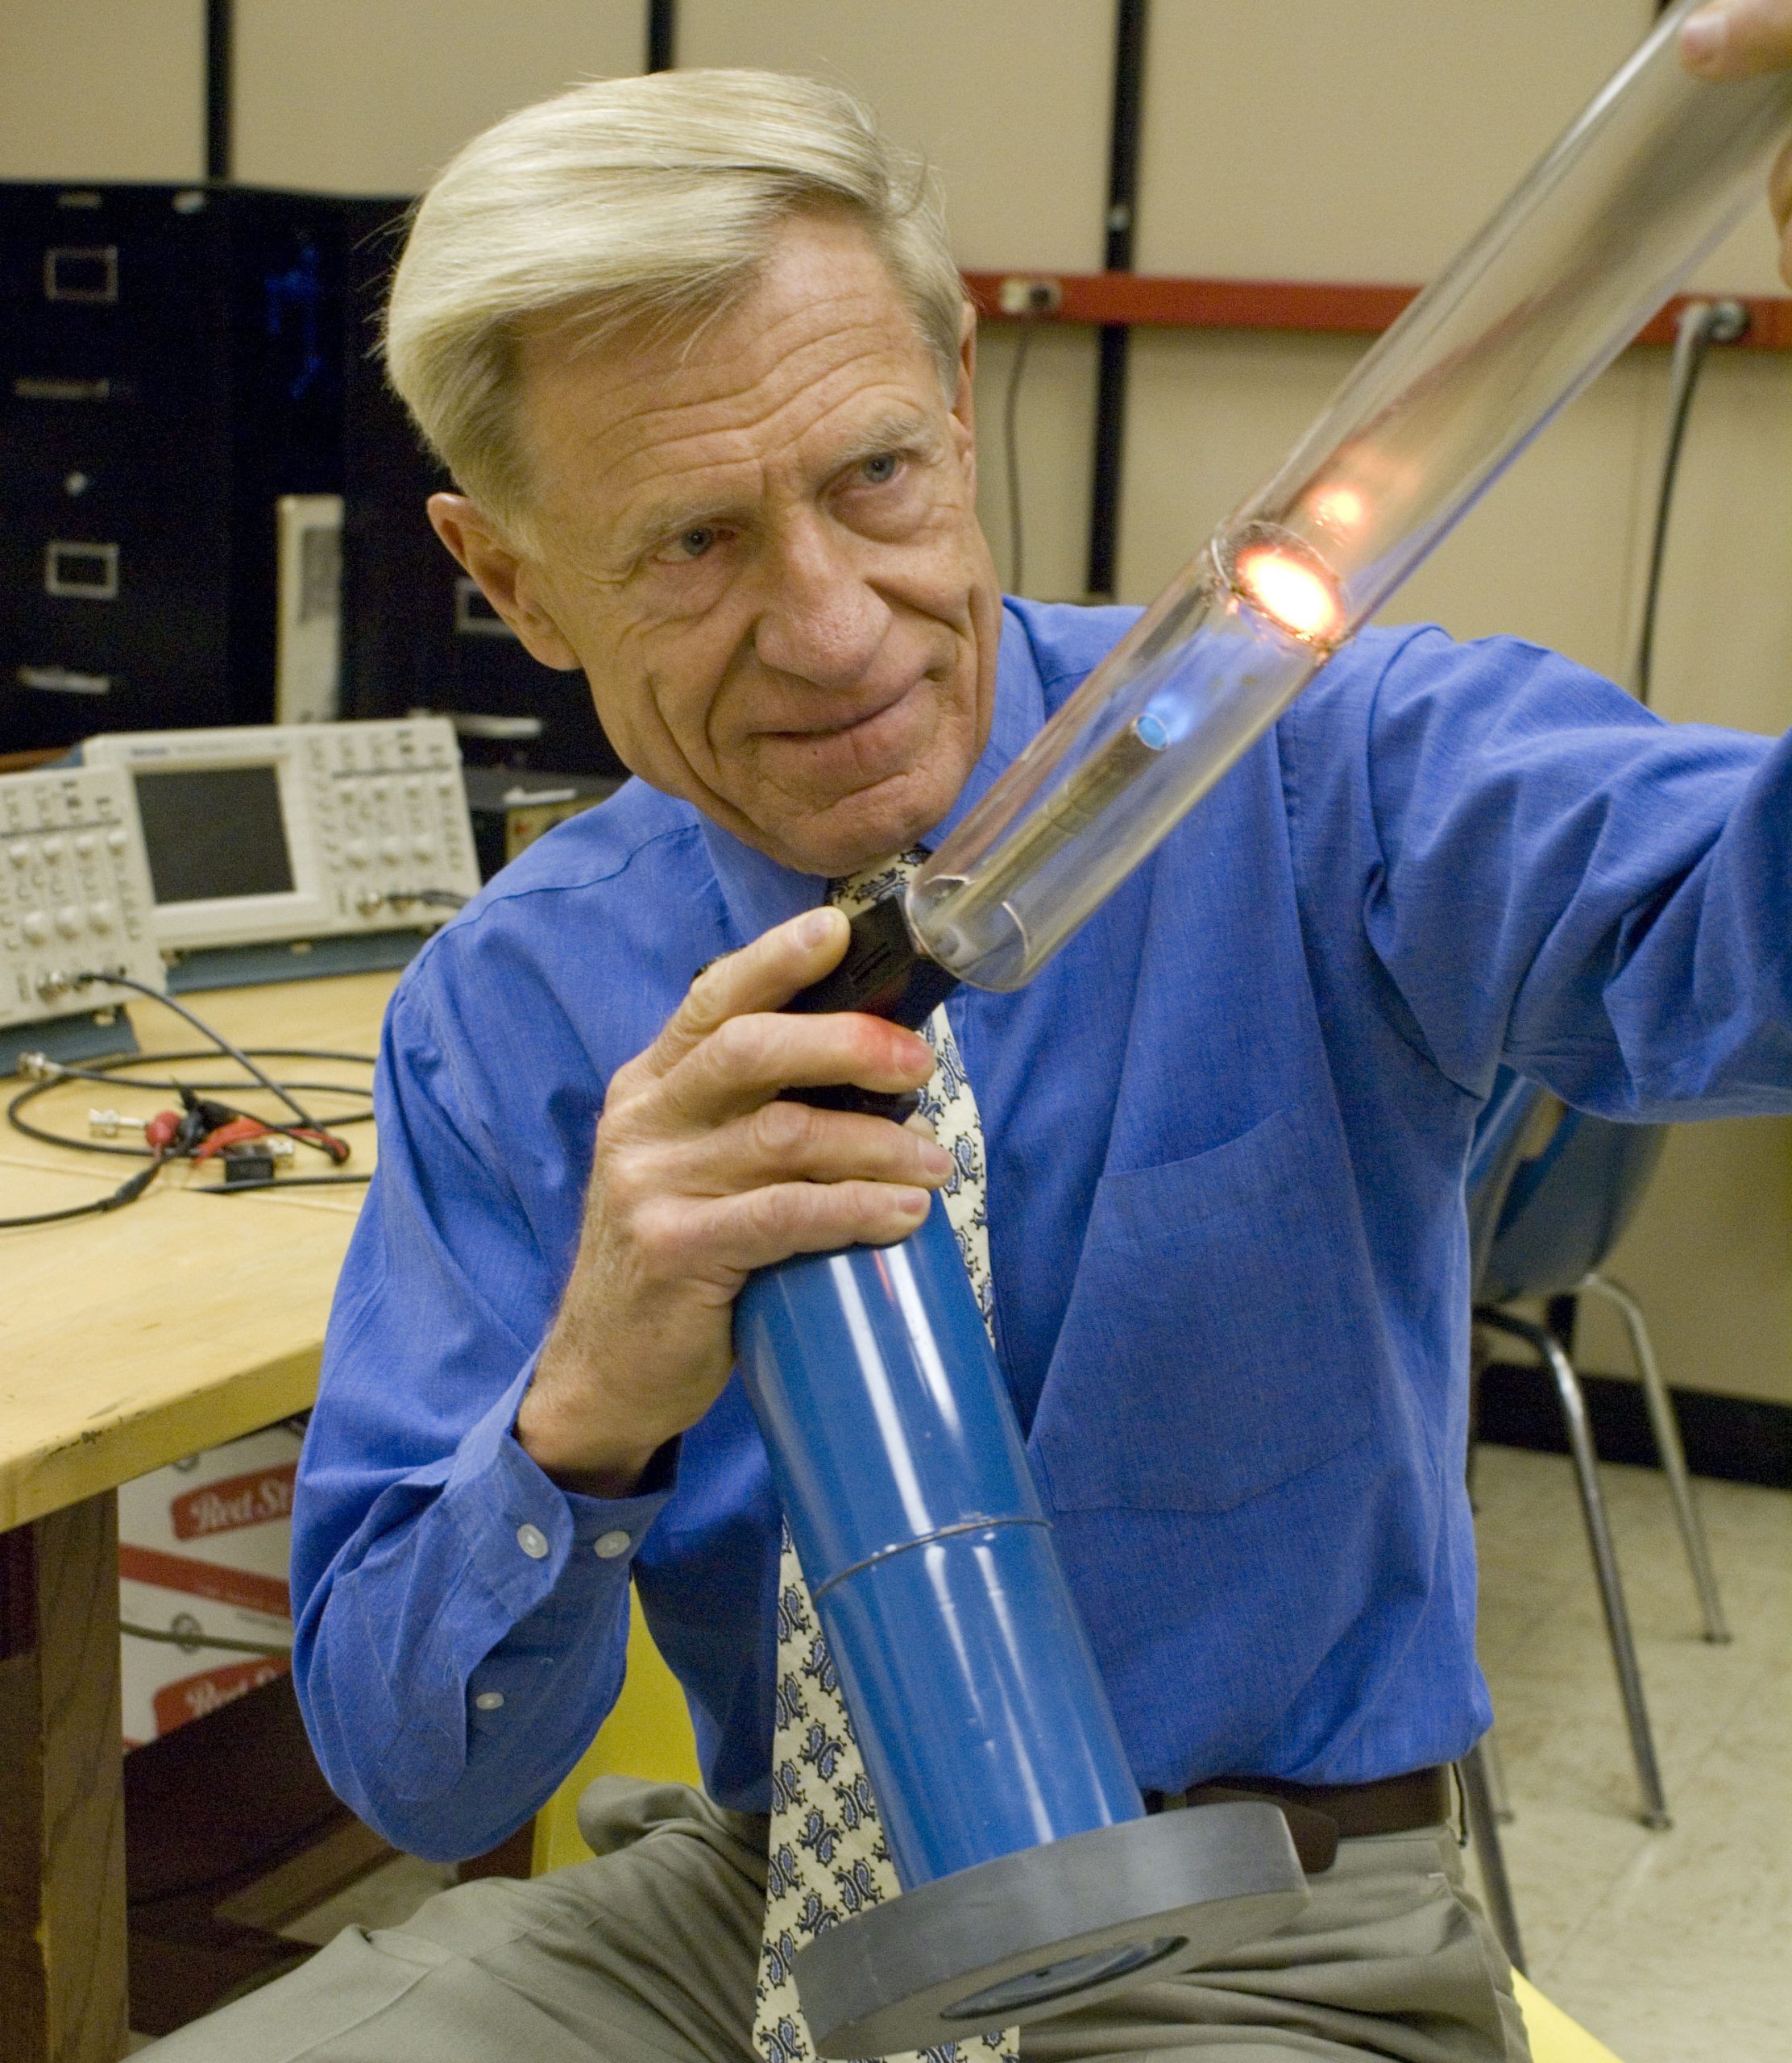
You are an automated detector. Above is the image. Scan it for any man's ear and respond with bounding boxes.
[425,493,583,671]
[950,299,978,488]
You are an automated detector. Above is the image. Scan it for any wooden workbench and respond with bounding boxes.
[0,971,396,2062]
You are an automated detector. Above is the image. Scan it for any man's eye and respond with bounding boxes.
[674,526,716,559]
[861,453,900,485]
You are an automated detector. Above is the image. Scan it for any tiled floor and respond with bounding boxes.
[1470,1442,1792,2062]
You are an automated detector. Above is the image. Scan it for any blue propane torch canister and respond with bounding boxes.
[732,898,1308,2059]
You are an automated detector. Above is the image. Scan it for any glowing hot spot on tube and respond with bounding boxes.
[1233,544,1344,647]
[1310,484,1367,533]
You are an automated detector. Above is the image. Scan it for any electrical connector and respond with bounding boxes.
[88,1108,147,1139]
[221,1144,280,1186]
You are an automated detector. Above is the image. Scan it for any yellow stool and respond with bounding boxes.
[1510,1974,1623,2062]
[531,1599,1622,2061]
[530,1592,703,1874]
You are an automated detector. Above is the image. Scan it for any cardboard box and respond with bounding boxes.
[118,1425,301,1750]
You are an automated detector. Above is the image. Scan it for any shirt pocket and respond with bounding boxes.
[1028,1103,1379,1513]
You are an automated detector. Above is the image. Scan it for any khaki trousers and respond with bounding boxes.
[147,1778,1531,2062]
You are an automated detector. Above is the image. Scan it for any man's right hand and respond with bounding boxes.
[515,905,951,1494]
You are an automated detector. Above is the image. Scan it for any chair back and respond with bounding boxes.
[1466,1069,1547,1297]
[1480,1103,1667,1305]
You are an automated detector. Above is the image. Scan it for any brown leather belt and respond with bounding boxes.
[1143,1765,1453,1875]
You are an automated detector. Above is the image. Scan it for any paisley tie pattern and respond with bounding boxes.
[751,852,1017,2063]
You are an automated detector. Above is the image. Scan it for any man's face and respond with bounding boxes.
[435,211,1002,876]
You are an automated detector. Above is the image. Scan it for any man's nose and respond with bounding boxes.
[752,517,892,688]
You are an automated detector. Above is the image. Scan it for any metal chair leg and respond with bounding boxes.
[1477,1721,1514,1823]
[1458,1740,1526,1975]
[1477,1307,1672,1828]
[1578,1271,1731,1644]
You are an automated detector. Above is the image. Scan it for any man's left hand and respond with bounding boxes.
[1682,0,1792,286]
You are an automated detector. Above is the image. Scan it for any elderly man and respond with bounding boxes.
[160,8,1792,2063]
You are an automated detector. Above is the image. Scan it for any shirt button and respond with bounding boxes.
[474,1690,505,1712]
[592,1530,632,1561]
[516,1522,550,1559]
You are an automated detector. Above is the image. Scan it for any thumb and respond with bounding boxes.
[1681,0,1792,79]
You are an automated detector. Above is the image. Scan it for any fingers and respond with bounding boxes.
[653,1098,953,1198]
[637,908,849,1081]
[655,1007,934,1129]
[1682,0,1792,78]
[648,1178,935,1279]
[1773,133,1792,233]
[1681,4,1792,281]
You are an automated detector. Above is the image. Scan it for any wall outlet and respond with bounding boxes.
[996,276,1064,316]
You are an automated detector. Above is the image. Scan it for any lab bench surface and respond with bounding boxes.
[0,969,396,2063]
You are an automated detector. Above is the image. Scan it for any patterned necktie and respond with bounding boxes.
[752,853,1018,2063]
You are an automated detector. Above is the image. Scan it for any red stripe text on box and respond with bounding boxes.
[170,1461,297,1540]
[119,1542,291,1620]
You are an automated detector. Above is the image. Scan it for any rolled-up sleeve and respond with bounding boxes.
[291,978,674,1861]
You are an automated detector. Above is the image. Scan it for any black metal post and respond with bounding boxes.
[205,0,234,181]
[647,0,678,73]
[1086,0,1148,600]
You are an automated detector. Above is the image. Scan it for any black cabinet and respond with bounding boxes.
[0,181,355,749]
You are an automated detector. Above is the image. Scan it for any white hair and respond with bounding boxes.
[384,68,965,547]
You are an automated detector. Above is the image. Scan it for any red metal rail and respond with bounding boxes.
[962,271,1792,349]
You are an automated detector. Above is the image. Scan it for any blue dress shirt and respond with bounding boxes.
[293,601,1792,1861]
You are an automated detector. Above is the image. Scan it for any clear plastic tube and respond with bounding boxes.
[911,0,1792,990]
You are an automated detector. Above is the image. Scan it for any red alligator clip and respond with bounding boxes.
[192,1116,272,1162]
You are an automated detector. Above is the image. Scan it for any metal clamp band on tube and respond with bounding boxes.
[736,6,1792,2053]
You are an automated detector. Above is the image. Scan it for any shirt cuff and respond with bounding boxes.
[442,1353,679,1618]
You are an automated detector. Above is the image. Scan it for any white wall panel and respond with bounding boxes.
[0,0,202,182]
[678,0,1114,272]
[1642,350,1792,737]
[1580,1119,1792,1404]
[1688,201,1790,298]
[1137,1,1652,282]
[233,0,646,196]
[973,326,1101,602]
[1114,330,1363,601]
[1382,361,1659,681]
